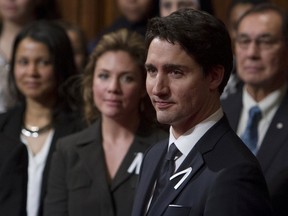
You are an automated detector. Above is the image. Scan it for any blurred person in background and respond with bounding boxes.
[222,0,269,99]
[44,28,167,216]
[88,0,159,53]
[0,0,61,113]
[227,0,269,51]
[159,0,214,17]
[222,3,288,215]
[0,20,85,216]
[57,20,88,73]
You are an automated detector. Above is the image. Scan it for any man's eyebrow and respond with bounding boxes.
[163,64,188,70]
[237,33,274,38]
[144,63,188,70]
[144,63,154,68]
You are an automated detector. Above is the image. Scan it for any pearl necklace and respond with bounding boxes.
[21,124,52,138]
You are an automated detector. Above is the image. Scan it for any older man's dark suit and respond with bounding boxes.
[132,116,272,216]
[221,88,288,216]
[0,105,85,216]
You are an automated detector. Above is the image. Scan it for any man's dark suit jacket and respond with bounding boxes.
[0,133,28,216]
[44,119,167,216]
[0,105,85,216]
[132,116,272,216]
[222,88,288,216]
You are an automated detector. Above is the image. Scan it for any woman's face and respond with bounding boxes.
[14,37,57,102]
[160,0,200,17]
[0,0,37,22]
[93,50,146,120]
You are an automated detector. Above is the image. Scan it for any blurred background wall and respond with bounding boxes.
[58,0,288,43]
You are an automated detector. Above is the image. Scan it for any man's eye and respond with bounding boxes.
[169,70,183,78]
[237,38,250,45]
[259,39,275,45]
[146,67,157,75]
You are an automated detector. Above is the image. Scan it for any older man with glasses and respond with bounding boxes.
[222,3,288,216]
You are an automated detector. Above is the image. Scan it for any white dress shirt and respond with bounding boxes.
[237,84,287,152]
[21,130,54,216]
[169,108,224,171]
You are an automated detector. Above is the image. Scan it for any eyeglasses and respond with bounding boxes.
[235,35,284,50]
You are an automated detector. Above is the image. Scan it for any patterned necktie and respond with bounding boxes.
[152,143,181,202]
[241,106,262,155]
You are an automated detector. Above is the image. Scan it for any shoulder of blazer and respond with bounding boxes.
[221,87,243,109]
[0,106,24,134]
[142,138,168,163]
[55,119,101,150]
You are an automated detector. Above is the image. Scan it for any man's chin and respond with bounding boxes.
[156,115,173,125]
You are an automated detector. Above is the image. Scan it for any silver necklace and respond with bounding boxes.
[21,124,52,138]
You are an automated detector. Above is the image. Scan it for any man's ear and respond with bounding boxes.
[208,65,224,91]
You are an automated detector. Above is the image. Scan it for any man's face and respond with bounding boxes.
[160,0,199,17]
[235,11,288,92]
[145,38,222,137]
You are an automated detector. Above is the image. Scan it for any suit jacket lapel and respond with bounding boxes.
[257,92,288,172]
[40,112,85,215]
[75,121,107,180]
[111,135,150,191]
[148,117,231,216]
[76,120,116,211]
[149,152,204,216]
[111,121,166,191]
[134,140,167,216]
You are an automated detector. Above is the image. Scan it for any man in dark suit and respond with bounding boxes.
[221,3,288,216]
[132,8,272,216]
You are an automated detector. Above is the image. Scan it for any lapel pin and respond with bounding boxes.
[170,167,192,189]
[127,152,143,175]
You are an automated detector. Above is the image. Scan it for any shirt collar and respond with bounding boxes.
[243,83,287,117]
[169,108,223,157]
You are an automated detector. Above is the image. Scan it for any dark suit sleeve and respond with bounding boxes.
[204,163,272,216]
[44,139,68,216]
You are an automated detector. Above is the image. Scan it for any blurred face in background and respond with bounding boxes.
[117,0,154,22]
[14,37,57,102]
[235,11,288,92]
[228,3,253,52]
[93,50,146,120]
[160,0,199,17]
[0,0,38,23]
